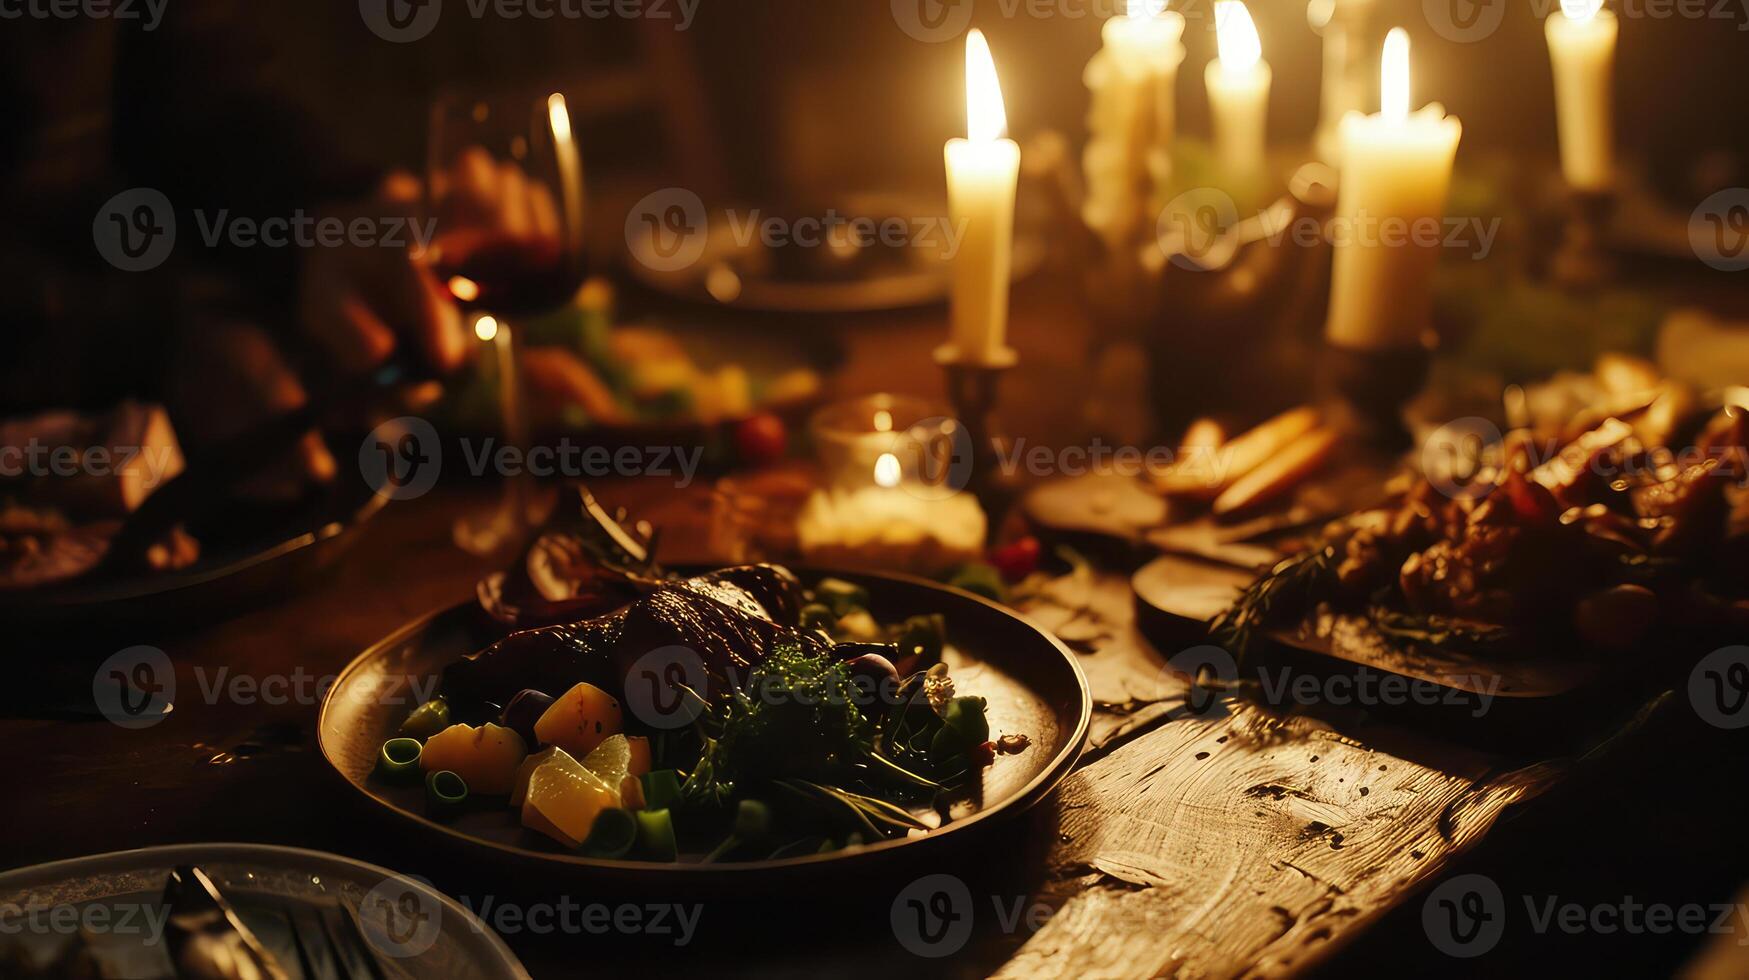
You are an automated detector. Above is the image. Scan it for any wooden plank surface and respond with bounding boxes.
[1000,568,1567,979]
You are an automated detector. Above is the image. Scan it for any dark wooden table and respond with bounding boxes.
[9,274,1749,978]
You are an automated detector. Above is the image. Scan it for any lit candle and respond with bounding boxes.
[943,29,1021,367]
[1206,1,1271,190]
[1324,29,1462,351]
[1082,0,1185,247]
[797,450,986,575]
[1545,0,1616,192]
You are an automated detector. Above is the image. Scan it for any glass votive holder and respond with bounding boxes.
[809,394,955,495]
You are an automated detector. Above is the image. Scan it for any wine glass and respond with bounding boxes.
[427,88,590,556]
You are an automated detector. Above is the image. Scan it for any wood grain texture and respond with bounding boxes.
[1001,569,1567,980]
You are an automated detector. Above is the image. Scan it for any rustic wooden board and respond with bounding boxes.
[998,570,1569,979]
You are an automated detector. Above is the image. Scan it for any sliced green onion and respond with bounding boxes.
[635,809,679,862]
[732,799,771,838]
[399,697,450,740]
[641,769,683,811]
[815,578,869,616]
[425,770,468,814]
[581,808,638,858]
[376,738,423,779]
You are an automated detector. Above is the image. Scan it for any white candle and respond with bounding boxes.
[944,30,1021,366]
[797,451,986,574]
[1082,0,1185,246]
[1325,29,1462,351]
[1206,1,1271,188]
[1545,0,1617,192]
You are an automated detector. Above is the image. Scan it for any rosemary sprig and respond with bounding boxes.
[1369,608,1512,649]
[1208,543,1339,664]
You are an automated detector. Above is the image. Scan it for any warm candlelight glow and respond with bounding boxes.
[874,452,902,488]
[546,93,572,143]
[1214,1,1261,77]
[448,275,480,303]
[965,29,1008,142]
[1381,28,1410,122]
[1561,0,1604,19]
[1127,0,1168,16]
[474,315,499,342]
[873,409,893,432]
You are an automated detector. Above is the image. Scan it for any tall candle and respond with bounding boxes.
[1308,0,1379,166]
[1325,29,1462,351]
[1082,0,1185,246]
[944,29,1020,366]
[1545,0,1617,192]
[1206,1,1271,188]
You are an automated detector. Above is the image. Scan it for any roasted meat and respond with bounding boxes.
[445,563,812,711]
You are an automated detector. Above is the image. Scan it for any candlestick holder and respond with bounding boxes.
[1033,132,1340,437]
[1550,187,1617,289]
[1319,338,1433,452]
[936,345,1020,540]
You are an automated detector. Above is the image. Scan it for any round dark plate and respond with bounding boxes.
[0,843,528,979]
[0,481,385,628]
[317,568,1090,879]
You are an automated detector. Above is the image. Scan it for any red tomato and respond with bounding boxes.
[733,413,787,466]
[990,536,1041,582]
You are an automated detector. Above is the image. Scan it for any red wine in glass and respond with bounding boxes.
[434,230,581,317]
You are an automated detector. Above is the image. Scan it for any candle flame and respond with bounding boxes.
[874,452,902,489]
[1381,27,1410,122]
[474,315,499,342]
[546,93,573,143]
[965,29,1008,142]
[1560,0,1604,19]
[1214,1,1261,75]
[1126,0,1168,16]
[873,409,893,432]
